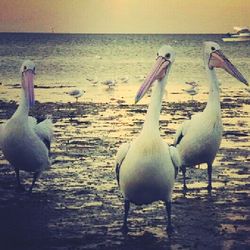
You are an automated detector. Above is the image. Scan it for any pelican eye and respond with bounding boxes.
[23,66,27,70]
[33,67,36,72]
[211,47,215,51]
[165,53,170,59]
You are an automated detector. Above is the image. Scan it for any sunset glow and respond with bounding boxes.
[0,0,249,33]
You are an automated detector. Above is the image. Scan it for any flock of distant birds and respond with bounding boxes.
[0,42,248,235]
[68,76,199,103]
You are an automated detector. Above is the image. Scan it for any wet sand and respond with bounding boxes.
[0,88,249,250]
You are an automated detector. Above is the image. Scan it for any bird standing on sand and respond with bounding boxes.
[102,79,116,88]
[1,60,53,193]
[67,89,85,102]
[115,46,181,234]
[174,42,248,192]
[183,85,199,99]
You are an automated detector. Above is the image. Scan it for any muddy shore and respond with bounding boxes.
[0,90,249,250]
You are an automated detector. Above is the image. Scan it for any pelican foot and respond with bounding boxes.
[15,184,25,193]
[182,185,188,194]
[166,224,174,236]
[121,224,129,234]
[207,184,212,193]
[28,186,35,194]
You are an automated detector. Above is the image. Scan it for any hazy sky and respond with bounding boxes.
[0,0,249,33]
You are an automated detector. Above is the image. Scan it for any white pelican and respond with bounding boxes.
[174,41,248,192]
[115,46,181,234]
[1,60,53,193]
[67,89,85,102]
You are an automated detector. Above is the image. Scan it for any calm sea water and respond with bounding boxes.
[0,33,249,102]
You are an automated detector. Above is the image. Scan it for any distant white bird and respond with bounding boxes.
[174,41,248,192]
[120,76,129,83]
[67,89,85,102]
[86,78,93,82]
[185,81,198,87]
[102,79,116,88]
[91,79,99,85]
[115,46,181,234]
[245,87,250,93]
[86,78,98,85]
[183,85,199,99]
[1,60,53,193]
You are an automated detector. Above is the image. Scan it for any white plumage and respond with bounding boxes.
[1,60,53,193]
[174,41,248,192]
[115,45,181,234]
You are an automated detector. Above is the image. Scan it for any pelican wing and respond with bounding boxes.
[29,116,53,151]
[0,123,5,149]
[173,120,191,146]
[169,146,182,178]
[115,143,130,186]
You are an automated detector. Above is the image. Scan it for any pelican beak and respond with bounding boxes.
[209,50,248,85]
[22,70,35,106]
[135,57,170,104]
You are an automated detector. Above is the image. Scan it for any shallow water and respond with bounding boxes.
[0,33,250,88]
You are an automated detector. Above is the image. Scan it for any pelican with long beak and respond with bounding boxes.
[1,60,53,193]
[174,41,248,192]
[115,46,181,234]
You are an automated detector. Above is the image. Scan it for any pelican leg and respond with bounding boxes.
[28,172,40,193]
[121,200,130,234]
[207,164,212,192]
[14,168,25,192]
[181,166,188,192]
[165,201,174,235]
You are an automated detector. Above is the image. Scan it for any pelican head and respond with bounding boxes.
[20,60,36,107]
[135,45,175,103]
[203,41,248,85]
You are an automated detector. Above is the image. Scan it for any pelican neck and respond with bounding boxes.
[142,79,166,133]
[13,88,30,119]
[205,66,221,112]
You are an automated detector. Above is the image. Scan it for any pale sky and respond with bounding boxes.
[0,0,249,34]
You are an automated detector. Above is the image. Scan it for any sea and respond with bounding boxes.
[0,33,249,103]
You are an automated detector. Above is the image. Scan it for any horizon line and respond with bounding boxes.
[0,31,226,35]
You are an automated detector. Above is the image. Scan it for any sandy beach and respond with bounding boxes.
[0,84,249,249]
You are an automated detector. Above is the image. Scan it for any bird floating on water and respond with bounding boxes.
[115,45,181,234]
[0,60,53,193]
[174,41,248,192]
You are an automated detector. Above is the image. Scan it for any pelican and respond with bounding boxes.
[115,46,181,234]
[1,60,53,193]
[174,42,248,192]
